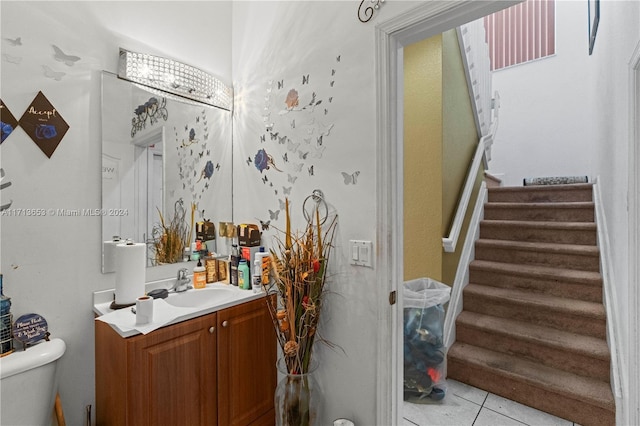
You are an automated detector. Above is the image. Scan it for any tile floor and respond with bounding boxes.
[402,379,581,426]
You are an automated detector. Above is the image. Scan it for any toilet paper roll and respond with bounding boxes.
[135,296,154,325]
[114,242,146,305]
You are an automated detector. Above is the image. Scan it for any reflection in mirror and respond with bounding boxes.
[101,71,233,276]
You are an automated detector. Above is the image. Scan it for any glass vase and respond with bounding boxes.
[275,358,321,426]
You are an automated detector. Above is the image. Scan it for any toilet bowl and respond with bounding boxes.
[0,338,66,425]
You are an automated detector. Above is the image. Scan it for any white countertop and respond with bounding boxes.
[93,282,268,338]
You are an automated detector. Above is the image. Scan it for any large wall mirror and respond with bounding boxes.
[101,71,233,279]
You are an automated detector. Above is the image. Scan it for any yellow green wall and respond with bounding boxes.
[403,29,481,285]
[441,29,483,285]
[403,35,443,282]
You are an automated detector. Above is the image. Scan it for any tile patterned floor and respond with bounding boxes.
[403,379,582,426]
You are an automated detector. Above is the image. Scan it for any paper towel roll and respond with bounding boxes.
[102,237,122,273]
[114,242,146,305]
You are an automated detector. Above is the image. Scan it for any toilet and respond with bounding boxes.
[0,338,66,425]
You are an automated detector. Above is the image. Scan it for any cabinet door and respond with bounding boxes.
[128,312,218,426]
[218,297,277,426]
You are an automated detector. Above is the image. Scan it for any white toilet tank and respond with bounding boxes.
[0,338,66,426]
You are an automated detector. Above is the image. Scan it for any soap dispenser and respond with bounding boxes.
[193,259,206,289]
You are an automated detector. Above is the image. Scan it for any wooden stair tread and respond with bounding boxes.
[456,311,610,360]
[448,343,615,412]
[485,201,594,209]
[470,259,603,285]
[480,219,597,230]
[464,284,606,318]
[476,238,600,256]
[488,183,593,193]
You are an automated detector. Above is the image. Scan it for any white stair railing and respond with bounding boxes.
[443,21,499,253]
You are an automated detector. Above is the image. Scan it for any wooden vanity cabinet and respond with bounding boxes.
[95,297,276,426]
[217,296,277,426]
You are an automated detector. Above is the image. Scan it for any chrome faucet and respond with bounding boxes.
[173,268,191,292]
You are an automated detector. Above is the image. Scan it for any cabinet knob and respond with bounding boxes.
[222,320,229,328]
[208,326,215,334]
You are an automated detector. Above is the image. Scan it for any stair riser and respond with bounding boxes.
[488,188,593,203]
[448,358,614,426]
[469,268,603,303]
[480,225,597,245]
[475,245,600,272]
[484,206,594,222]
[455,325,610,382]
[463,292,606,338]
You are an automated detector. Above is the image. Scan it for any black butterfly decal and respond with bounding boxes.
[52,45,80,66]
[324,109,329,116]
[329,97,333,103]
[262,175,269,184]
[317,135,323,146]
[308,165,314,176]
[278,135,287,145]
[291,119,296,129]
[206,150,210,155]
[282,153,289,163]
[331,69,336,76]
[196,116,200,123]
[330,81,335,87]
[302,74,309,84]
[277,80,284,89]
[216,163,221,170]
[270,132,279,141]
[260,134,266,143]
[336,55,341,62]
[246,157,252,166]
[259,219,270,231]
[199,151,204,158]
[204,182,209,190]
[341,171,360,185]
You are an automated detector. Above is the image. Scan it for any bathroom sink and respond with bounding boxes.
[165,286,236,308]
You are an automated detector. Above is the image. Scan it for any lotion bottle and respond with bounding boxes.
[193,258,206,289]
[238,259,250,290]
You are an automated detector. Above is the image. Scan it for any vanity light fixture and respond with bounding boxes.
[118,48,233,111]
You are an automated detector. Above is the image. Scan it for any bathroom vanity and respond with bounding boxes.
[95,295,277,426]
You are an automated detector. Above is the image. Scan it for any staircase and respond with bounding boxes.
[448,183,616,426]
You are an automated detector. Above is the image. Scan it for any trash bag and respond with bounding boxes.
[403,278,450,403]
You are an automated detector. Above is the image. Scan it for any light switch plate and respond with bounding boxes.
[349,240,373,267]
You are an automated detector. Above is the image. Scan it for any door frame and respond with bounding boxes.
[628,39,640,426]
[373,2,522,424]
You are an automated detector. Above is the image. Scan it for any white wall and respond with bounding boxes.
[231,1,419,423]
[589,1,640,421]
[0,2,231,424]
[488,1,598,187]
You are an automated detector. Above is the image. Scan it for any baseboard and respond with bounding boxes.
[443,182,487,349]
[593,178,625,424]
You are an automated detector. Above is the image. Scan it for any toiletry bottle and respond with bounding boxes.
[230,244,240,286]
[252,262,262,293]
[0,274,13,355]
[193,259,206,289]
[238,259,250,290]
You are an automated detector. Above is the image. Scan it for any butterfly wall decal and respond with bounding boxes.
[52,45,80,66]
[4,37,21,46]
[259,219,271,231]
[283,186,292,195]
[269,209,280,220]
[288,174,298,184]
[42,65,65,81]
[341,171,360,185]
[3,54,22,64]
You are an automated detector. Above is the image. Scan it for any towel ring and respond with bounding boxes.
[302,189,328,225]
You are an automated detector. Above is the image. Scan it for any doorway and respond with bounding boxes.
[373,2,521,424]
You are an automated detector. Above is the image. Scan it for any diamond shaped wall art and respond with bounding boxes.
[0,99,19,144]
[18,91,69,158]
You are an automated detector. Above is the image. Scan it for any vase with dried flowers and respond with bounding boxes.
[152,198,191,264]
[265,198,338,426]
